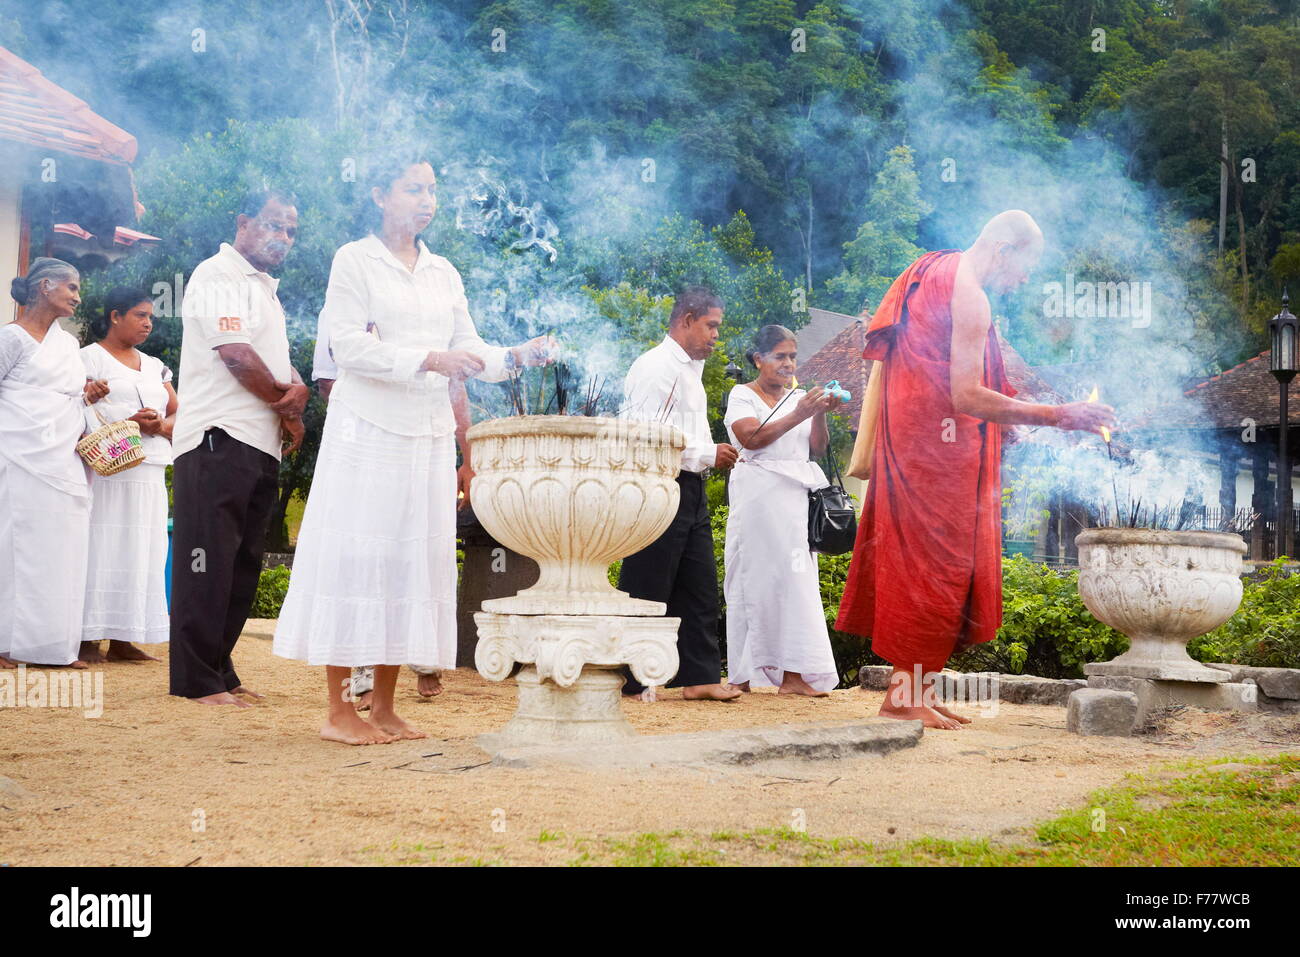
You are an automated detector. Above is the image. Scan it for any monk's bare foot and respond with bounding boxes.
[0,656,14,669]
[416,673,443,698]
[79,641,106,664]
[193,691,253,708]
[354,690,373,712]
[105,641,160,662]
[778,674,829,698]
[933,703,972,724]
[320,712,397,746]
[370,710,427,740]
[230,685,264,699]
[682,683,742,702]
[879,702,962,730]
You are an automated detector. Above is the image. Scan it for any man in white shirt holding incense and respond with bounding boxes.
[619,287,741,702]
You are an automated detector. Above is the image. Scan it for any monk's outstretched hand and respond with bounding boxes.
[1054,400,1116,437]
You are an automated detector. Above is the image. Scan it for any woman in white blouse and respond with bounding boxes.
[0,258,109,669]
[79,288,177,664]
[723,325,842,696]
[274,155,553,746]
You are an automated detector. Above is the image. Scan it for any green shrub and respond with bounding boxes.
[1189,559,1300,669]
[950,556,1128,678]
[251,565,291,619]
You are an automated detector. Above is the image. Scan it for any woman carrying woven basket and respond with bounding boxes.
[78,288,178,665]
[0,258,109,669]
[272,153,554,745]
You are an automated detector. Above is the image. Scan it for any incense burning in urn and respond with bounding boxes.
[468,414,687,746]
[1075,528,1246,683]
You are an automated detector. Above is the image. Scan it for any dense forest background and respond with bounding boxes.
[3,0,1299,540]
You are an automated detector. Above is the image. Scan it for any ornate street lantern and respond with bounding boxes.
[1268,288,1297,557]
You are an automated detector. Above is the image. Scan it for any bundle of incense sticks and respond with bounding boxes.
[583,374,607,417]
[657,378,678,423]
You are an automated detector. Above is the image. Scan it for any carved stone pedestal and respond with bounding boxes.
[1076,528,1246,684]
[475,611,681,747]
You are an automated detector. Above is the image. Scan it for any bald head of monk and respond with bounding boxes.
[965,210,1043,294]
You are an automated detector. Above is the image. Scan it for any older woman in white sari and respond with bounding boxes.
[723,324,842,696]
[0,259,109,668]
[274,155,553,745]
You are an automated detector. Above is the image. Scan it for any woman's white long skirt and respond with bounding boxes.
[0,458,90,665]
[723,461,838,692]
[273,401,457,668]
[82,462,170,644]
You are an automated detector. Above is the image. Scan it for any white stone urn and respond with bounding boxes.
[1075,528,1246,683]
[468,415,687,746]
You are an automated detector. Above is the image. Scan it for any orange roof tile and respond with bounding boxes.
[0,47,136,165]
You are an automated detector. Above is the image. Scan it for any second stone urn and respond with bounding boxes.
[468,415,687,746]
[1075,528,1247,683]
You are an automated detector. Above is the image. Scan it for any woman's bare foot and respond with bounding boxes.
[731,681,751,693]
[320,711,397,746]
[778,673,829,697]
[416,673,443,698]
[230,685,264,699]
[878,702,962,730]
[354,690,373,712]
[370,709,427,740]
[193,691,253,708]
[682,683,742,702]
[69,659,90,670]
[105,641,160,662]
[78,641,106,664]
[933,704,972,724]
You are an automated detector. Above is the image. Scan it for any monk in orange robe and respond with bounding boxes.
[836,210,1115,729]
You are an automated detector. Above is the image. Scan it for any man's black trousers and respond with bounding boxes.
[168,428,279,698]
[617,471,722,693]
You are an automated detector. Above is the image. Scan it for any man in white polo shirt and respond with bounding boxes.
[169,189,309,706]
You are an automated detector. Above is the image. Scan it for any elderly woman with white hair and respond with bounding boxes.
[0,258,109,668]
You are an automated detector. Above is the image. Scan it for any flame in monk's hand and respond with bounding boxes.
[1089,385,1112,444]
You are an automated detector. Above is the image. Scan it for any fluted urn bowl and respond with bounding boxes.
[1075,528,1246,683]
[467,415,686,617]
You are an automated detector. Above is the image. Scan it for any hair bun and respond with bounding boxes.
[9,276,29,306]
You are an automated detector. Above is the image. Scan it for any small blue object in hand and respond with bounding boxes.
[823,380,852,403]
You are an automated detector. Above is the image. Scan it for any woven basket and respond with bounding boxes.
[77,403,146,476]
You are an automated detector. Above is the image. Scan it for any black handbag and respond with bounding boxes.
[808,451,858,555]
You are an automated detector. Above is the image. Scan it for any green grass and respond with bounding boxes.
[364,754,1298,866]
[563,753,1298,867]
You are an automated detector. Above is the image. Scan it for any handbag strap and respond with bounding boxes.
[83,399,109,428]
[821,444,846,491]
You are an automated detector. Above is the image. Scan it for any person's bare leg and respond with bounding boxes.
[878,665,961,730]
[105,640,160,662]
[78,641,106,664]
[320,666,395,745]
[193,690,252,707]
[778,672,829,698]
[416,671,443,698]
[368,665,427,740]
[682,682,742,701]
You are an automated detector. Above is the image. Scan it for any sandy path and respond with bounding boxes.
[1,625,1294,866]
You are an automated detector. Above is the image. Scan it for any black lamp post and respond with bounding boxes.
[1269,288,1297,558]
[721,360,743,413]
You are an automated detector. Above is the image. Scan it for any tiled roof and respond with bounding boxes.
[796,317,1061,427]
[1138,350,1299,431]
[0,47,136,164]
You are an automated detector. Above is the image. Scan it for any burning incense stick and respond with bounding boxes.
[1090,384,1121,524]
